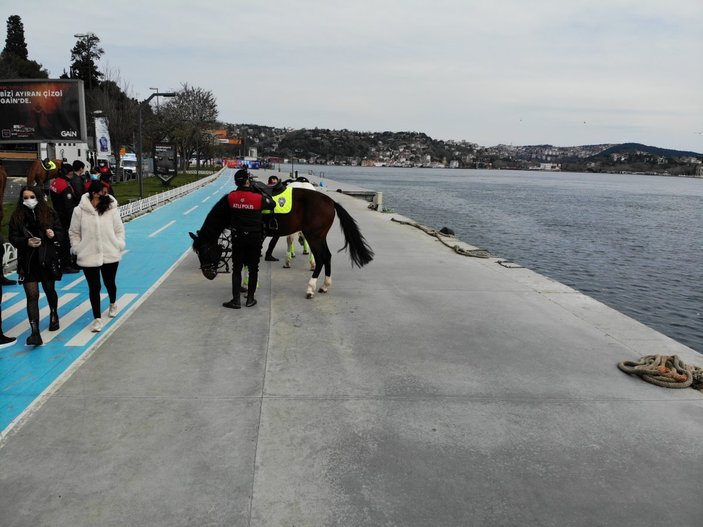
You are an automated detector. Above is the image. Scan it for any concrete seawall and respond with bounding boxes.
[1,172,702,526]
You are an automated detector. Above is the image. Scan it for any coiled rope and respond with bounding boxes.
[617,354,703,391]
[390,218,492,258]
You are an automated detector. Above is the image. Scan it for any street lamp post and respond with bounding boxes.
[138,91,176,199]
[149,87,159,111]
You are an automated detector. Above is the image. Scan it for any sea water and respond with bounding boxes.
[297,165,703,354]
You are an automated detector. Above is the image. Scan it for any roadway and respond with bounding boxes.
[1,170,702,526]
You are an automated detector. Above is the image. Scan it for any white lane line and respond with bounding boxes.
[62,275,85,290]
[41,294,106,344]
[3,293,43,319]
[183,206,198,215]
[6,293,79,338]
[202,196,211,203]
[1,292,19,302]
[211,189,220,195]
[148,220,176,238]
[66,293,138,346]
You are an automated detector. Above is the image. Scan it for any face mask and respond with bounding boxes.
[23,198,38,210]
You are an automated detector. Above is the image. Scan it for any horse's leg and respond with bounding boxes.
[303,236,327,299]
[303,234,333,298]
[302,235,315,270]
[318,239,333,293]
[283,234,295,268]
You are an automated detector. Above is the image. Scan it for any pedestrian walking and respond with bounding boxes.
[222,169,275,309]
[49,161,81,274]
[68,160,87,206]
[69,180,126,332]
[9,187,64,346]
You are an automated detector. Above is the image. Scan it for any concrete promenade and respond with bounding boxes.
[1,172,702,526]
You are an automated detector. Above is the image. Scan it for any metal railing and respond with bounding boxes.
[118,171,220,221]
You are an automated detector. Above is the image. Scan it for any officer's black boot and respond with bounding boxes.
[49,308,60,331]
[26,320,43,346]
[223,271,242,309]
[223,294,241,309]
[246,268,258,307]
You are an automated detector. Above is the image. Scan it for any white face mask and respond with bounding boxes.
[23,198,38,210]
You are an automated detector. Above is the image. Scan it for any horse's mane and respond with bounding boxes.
[197,195,230,243]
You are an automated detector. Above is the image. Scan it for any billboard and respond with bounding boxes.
[0,79,87,143]
[153,142,177,183]
[94,116,112,158]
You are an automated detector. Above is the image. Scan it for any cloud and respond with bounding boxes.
[9,0,703,151]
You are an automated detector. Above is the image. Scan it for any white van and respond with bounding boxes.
[120,153,138,180]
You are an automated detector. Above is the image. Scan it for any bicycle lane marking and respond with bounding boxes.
[0,171,232,437]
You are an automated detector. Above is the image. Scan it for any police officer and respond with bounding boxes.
[264,174,284,261]
[223,169,275,309]
[49,163,80,273]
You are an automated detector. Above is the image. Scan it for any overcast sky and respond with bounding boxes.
[9,0,703,152]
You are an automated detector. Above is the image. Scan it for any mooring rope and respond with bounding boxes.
[390,217,492,258]
[617,354,703,391]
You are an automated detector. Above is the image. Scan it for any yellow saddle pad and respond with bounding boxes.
[263,186,293,214]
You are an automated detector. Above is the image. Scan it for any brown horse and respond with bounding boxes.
[190,186,374,298]
[26,159,62,188]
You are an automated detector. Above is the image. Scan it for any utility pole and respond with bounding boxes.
[138,91,176,199]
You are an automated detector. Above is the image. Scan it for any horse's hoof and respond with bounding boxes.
[318,288,327,294]
[306,292,314,299]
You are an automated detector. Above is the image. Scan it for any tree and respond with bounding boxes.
[158,84,218,169]
[70,34,103,90]
[3,15,27,59]
[0,15,48,79]
[87,69,140,165]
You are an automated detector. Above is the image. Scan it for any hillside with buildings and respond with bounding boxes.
[225,124,703,176]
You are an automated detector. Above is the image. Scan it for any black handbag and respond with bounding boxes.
[38,239,63,281]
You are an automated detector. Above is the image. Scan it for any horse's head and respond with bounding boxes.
[189,231,222,280]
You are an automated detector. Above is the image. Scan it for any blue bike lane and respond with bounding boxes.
[0,170,233,435]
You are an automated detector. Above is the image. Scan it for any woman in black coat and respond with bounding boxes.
[9,186,64,346]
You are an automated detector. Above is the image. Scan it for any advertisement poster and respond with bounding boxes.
[153,142,177,183]
[0,79,87,143]
[94,116,111,157]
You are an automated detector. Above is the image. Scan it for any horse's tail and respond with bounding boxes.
[334,201,374,267]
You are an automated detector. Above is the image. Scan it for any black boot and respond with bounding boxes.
[223,294,241,309]
[0,332,16,348]
[245,292,257,307]
[26,320,43,346]
[49,309,60,331]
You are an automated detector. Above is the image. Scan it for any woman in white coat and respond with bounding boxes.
[69,180,126,332]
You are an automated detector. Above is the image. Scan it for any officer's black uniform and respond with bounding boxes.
[264,176,285,261]
[223,169,275,309]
